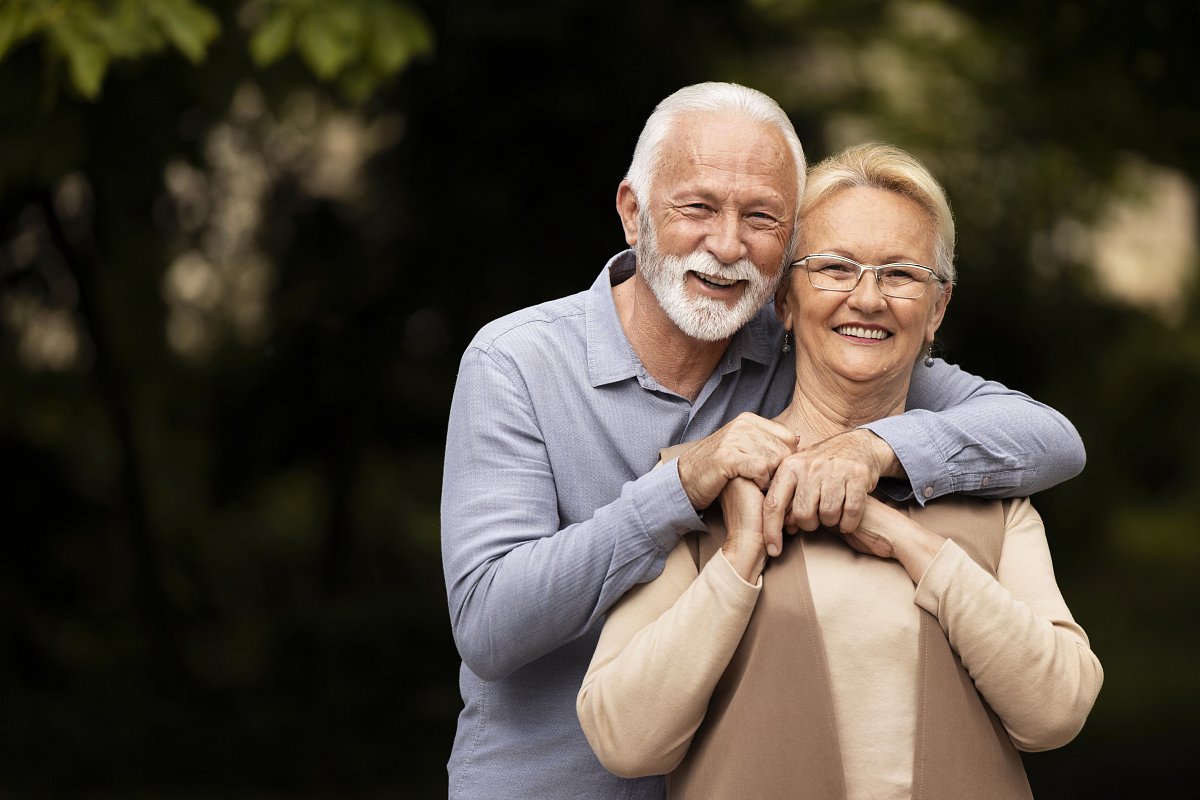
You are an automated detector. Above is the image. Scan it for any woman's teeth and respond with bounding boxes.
[836,325,889,340]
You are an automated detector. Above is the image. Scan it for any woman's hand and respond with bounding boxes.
[717,477,769,583]
[850,497,946,584]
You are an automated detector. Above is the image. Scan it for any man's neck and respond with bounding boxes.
[612,275,731,403]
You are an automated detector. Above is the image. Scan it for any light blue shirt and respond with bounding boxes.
[440,250,1084,800]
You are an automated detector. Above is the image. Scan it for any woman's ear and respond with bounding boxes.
[775,284,794,331]
[925,282,952,341]
[616,181,641,247]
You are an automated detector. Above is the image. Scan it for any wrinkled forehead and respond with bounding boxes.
[799,186,936,259]
[657,112,799,199]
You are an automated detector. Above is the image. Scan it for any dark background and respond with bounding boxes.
[2,0,1198,796]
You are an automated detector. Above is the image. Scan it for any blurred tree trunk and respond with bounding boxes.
[38,186,186,681]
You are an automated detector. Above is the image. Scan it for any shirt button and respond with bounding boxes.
[923,485,935,499]
[981,476,992,487]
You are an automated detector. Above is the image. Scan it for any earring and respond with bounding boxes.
[924,344,935,368]
[781,330,793,354]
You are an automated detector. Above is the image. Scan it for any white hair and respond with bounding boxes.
[625,82,807,214]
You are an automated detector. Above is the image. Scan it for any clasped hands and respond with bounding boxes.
[676,413,911,582]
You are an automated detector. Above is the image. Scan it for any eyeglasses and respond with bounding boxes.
[794,254,943,299]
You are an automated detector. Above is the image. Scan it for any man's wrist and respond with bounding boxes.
[858,428,904,480]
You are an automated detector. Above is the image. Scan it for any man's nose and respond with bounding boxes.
[705,212,748,264]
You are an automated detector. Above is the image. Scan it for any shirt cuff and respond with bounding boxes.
[713,548,765,592]
[861,414,951,506]
[631,457,707,553]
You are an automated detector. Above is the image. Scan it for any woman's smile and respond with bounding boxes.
[833,324,891,341]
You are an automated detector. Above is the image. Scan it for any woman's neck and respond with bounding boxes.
[776,356,911,446]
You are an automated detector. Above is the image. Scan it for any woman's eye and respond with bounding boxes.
[880,268,917,284]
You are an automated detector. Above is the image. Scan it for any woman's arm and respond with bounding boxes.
[854,497,1103,750]
[577,480,766,777]
[912,499,1103,750]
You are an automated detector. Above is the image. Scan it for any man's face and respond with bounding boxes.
[635,113,798,342]
[636,210,780,342]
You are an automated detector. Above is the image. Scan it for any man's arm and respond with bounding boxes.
[865,358,1085,503]
[440,345,699,682]
[758,358,1084,537]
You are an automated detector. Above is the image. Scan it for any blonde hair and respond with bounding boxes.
[798,143,956,283]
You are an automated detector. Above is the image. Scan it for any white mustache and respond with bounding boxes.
[663,250,761,283]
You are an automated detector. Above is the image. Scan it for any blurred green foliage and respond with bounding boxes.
[0,0,220,98]
[0,0,431,100]
[0,0,1197,797]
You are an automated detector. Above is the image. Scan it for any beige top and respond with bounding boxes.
[577,498,1103,799]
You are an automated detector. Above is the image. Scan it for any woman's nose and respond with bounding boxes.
[847,269,887,310]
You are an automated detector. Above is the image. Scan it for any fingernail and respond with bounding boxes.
[768,544,779,557]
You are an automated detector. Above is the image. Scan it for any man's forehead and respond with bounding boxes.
[661,112,797,194]
[670,111,786,151]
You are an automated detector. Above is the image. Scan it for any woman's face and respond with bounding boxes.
[779,186,951,385]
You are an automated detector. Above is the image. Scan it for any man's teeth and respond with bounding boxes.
[696,272,738,287]
[837,325,889,340]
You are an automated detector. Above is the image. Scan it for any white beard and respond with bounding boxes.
[636,220,778,342]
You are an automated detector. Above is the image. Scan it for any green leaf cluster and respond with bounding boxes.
[0,0,434,103]
[0,0,220,98]
[249,0,433,102]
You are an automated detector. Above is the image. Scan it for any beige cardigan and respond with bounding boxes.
[578,496,1102,799]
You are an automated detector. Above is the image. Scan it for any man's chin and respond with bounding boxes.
[667,304,756,342]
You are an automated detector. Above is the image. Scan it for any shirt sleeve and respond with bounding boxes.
[864,359,1086,505]
[577,540,760,777]
[913,498,1104,750]
[440,344,704,681]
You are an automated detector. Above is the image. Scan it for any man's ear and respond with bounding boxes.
[616,181,641,247]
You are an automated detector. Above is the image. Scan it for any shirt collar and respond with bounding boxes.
[585,249,780,389]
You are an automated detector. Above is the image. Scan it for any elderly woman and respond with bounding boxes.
[576,143,1102,799]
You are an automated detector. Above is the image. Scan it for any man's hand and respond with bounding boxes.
[676,413,798,511]
[762,429,900,539]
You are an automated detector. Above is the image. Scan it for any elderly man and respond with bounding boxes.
[440,83,1083,800]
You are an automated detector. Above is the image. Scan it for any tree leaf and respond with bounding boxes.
[249,6,296,67]
[147,0,220,64]
[295,7,357,79]
[104,0,167,58]
[48,18,110,99]
[364,1,433,79]
[394,2,433,57]
[0,1,22,62]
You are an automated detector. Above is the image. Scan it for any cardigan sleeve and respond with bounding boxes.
[913,498,1103,750]
[577,534,761,777]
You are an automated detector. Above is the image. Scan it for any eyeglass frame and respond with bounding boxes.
[792,253,946,299]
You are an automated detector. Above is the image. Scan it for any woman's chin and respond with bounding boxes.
[828,356,910,385]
